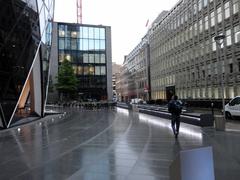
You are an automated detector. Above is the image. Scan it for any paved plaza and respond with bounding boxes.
[0,107,240,180]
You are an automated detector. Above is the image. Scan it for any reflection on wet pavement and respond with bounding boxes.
[0,107,239,180]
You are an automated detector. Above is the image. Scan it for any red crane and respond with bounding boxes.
[77,0,82,24]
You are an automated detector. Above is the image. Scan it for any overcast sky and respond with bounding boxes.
[54,0,178,64]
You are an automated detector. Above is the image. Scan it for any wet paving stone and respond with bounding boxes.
[0,108,240,179]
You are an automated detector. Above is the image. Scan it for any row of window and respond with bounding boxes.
[152,59,240,88]
[151,25,240,61]
[151,0,239,33]
[58,25,105,39]
[68,65,106,76]
[152,86,239,100]
[59,51,106,64]
[150,25,240,75]
[58,38,106,51]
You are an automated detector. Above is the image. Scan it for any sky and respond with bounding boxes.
[54,0,178,64]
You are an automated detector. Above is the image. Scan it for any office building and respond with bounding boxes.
[149,0,240,101]
[121,35,150,102]
[0,0,55,128]
[49,22,112,102]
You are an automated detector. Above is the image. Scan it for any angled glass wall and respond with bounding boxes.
[0,0,55,128]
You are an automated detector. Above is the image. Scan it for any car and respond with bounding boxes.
[225,96,240,119]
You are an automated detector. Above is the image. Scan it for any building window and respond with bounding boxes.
[59,52,64,62]
[204,15,209,30]
[224,2,230,19]
[65,38,70,49]
[89,54,94,63]
[59,38,64,49]
[199,19,203,33]
[233,0,239,14]
[203,0,208,7]
[226,29,232,46]
[198,0,202,11]
[193,3,197,14]
[212,38,216,51]
[95,54,100,63]
[72,65,77,74]
[95,66,100,75]
[83,53,88,63]
[100,54,106,63]
[100,66,106,75]
[217,6,222,23]
[234,25,240,43]
[210,11,215,27]
[100,28,105,39]
[229,63,233,73]
[82,27,88,38]
[84,66,89,75]
[71,31,77,38]
[78,66,83,75]
[58,25,65,37]
[89,66,94,75]
[71,39,77,50]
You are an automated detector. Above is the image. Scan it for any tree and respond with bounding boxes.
[55,59,78,101]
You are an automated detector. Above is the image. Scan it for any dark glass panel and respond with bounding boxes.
[0,0,40,126]
[89,54,94,63]
[95,54,100,63]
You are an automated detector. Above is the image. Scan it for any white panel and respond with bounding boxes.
[32,52,42,116]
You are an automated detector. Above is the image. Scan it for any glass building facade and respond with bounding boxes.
[49,22,112,102]
[0,0,55,128]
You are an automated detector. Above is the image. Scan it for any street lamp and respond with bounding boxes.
[214,34,226,130]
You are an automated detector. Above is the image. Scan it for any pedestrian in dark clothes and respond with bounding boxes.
[168,95,183,138]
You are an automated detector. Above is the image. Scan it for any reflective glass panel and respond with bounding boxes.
[71,39,77,50]
[100,28,105,39]
[83,26,88,38]
[100,66,106,75]
[95,54,100,63]
[78,66,83,75]
[100,54,105,63]
[100,40,105,50]
[89,39,94,50]
[89,66,94,75]
[65,38,70,49]
[94,28,100,39]
[89,54,94,63]
[89,27,94,39]
[95,40,100,50]
[59,38,64,49]
[83,53,88,63]
[83,39,88,50]
[95,66,100,75]
[84,66,89,75]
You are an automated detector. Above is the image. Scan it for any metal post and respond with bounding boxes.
[214,35,226,130]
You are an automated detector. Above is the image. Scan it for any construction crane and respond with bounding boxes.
[77,0,82,24]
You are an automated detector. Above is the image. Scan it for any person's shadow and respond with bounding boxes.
[173,138,182,154]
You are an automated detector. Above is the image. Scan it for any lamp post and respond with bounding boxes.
[214,34,226,130]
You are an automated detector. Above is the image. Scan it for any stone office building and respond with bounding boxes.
[149,0,240,102]
[122,35,151,102]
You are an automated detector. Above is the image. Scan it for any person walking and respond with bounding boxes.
[168,95,183,138]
